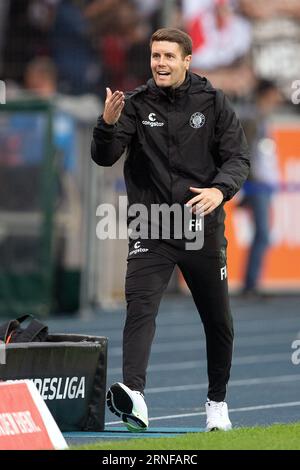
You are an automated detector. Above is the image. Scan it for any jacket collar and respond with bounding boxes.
[146,72,211,101]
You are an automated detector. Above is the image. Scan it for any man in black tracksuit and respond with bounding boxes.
[91,28,249,432]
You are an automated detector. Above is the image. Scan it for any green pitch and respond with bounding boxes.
[73,422,300,450]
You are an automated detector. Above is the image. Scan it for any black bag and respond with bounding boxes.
[0,314,48,344]
[0,317,108,431]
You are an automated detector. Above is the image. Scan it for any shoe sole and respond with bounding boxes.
[106,384,147,432]
[107,383,133,416]
[206,425,232,432]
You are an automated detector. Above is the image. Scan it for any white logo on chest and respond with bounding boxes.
[190,112,205,129]
[142,113,164,127]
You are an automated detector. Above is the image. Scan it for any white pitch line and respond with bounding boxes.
[92,314,300,332]
[105,400,300,426]
[144,373,300,393]
[108,332,294,356]
[108,352,290,374]
[99,318,300,341]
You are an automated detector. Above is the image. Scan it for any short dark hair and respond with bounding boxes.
[150,28,193,57]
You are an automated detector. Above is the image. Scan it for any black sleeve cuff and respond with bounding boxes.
[212,185,229,201]
[93,115,116,142]
[96,115,116,129]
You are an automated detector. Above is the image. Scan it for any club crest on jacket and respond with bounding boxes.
[190,112,205,129]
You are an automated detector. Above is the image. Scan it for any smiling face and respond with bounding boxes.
[151,41,192,89]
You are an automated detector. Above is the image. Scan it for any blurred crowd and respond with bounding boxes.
[1,0,300,305]
[0,0,300,103]
[0,0,164,99]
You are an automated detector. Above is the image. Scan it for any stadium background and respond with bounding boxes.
[0,0,300,317]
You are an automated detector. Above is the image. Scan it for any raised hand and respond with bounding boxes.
[103,87,125,125]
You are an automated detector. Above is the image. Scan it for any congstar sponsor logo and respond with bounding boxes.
[142,113,164,127]
[129,241,149,256]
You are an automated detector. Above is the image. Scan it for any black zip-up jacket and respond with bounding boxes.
[92,72,250,236]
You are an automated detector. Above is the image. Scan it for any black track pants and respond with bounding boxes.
[123,234,234,402]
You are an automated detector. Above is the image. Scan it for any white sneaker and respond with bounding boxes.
[205,399,232,431]
[106,382,148,432]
